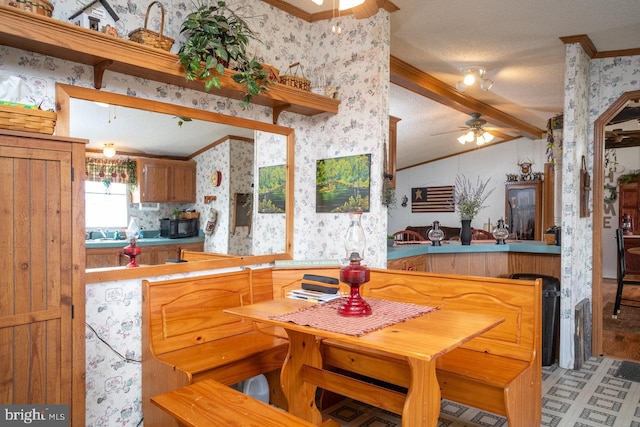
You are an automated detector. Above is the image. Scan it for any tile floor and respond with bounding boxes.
[321,357,640,426]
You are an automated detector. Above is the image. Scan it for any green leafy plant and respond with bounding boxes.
[178,0,269,108]
[454,175,494,221]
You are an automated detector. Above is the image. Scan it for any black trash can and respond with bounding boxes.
[509,273,561,366]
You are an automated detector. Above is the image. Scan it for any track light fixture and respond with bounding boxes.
[455,67,494,92]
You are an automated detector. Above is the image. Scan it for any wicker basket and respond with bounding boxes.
[0,104,56,134]
[1,0,54,16]
[128,1,175,52]
[280,62,311,91]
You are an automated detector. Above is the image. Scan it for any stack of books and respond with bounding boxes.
[287,289,340,303]
[286,274,340,304]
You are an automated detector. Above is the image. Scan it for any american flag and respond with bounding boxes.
[411,186,454,213]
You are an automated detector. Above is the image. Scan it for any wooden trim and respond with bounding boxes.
[390,56,544,140]
[592,89,640,356]
[260,0,399,22]
[560,34,640,59]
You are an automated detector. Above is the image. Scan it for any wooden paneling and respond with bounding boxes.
[507,253,561,279]
[424,252,509,277]
[87,242,204,268]
[0,130,86,426]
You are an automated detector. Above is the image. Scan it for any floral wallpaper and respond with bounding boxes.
[559,43,640,369]
[1,0,390,424]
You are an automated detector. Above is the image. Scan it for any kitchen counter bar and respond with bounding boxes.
[85,235,205,249]
[388,241,560,260]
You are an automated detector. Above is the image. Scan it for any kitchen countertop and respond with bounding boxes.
[387,240,561,260]
[85,235,205,249]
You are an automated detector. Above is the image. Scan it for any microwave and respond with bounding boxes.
[160,218,199,239]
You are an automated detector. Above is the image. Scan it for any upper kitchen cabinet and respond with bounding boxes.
[134,158,196,203]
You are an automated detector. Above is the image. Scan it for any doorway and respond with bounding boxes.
[593,89,640,357]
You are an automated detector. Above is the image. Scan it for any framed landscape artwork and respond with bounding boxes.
[316,154,371,213]
[258,164,286,213]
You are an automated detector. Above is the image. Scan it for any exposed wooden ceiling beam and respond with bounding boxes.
[390,56,545,140]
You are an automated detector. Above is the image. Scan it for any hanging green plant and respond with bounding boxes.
[618,171,640,184]
[178,0,269,108]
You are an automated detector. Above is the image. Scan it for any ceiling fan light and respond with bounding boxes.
[480,79,494,91]
[310,0,323,4]
[339,0,364,10]
[457,135,467,145]
[103,143,116,158]
[482,131,494,142]
[464,131,475,143]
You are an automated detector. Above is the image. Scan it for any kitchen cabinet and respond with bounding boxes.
[86,242,204,268]
[0,129,86,426]
[387,254,427,271]
[505,181,543,240]
[134,158,197,203]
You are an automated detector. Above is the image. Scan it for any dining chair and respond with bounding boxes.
[393,229,427,244]
[613,228,640,318]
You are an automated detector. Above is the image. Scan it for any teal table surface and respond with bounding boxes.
[387,240,561,260]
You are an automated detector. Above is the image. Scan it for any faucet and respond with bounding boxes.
[97,228,108,239]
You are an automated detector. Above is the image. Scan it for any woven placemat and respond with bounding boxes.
[270,298,438,337]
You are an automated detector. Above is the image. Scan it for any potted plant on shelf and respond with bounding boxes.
[178,0,269,108]
[454,175,494,245]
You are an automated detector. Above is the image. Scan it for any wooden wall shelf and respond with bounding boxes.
[0,5,340,124]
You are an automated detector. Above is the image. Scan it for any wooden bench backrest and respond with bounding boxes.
[143,270,257,356]
[271,268,541,363]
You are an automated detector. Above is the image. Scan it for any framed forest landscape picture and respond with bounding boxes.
[316,154,371,213]
[258,164,286,213]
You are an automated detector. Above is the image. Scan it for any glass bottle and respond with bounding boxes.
[427,220,445,246]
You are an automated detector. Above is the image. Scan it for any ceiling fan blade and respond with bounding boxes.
[430,128,469,136]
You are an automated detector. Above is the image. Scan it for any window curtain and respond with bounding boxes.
[85,158,137,190]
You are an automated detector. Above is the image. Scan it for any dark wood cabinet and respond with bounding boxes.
[619,180,639,233]
[505,181,543,240]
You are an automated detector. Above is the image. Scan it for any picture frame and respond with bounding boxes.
[316,154,371,213]
[258,165,286,213]
[232,193,252,233]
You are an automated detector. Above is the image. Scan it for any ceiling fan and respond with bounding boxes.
[605,129,640,149]
[432,112,518,145]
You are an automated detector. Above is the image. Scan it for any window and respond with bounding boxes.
[85,181,128,228]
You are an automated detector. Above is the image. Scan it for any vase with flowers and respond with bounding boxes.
[454,175,494,245]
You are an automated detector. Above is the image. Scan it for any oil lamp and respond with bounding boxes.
[123,238,141,268]
[492,218,509,244]
[337,211,371,317]
[622,213,633,236]
[428,220,445,246]
[123,216,141,267]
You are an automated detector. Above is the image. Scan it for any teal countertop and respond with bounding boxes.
[387,241,561,260]
[85,235,205,249]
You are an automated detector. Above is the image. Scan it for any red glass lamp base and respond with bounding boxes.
[125,256,139,268]
[338,261,372,317]
[123,240,141,268]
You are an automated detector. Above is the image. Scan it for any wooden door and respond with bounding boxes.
[0,144,72,406]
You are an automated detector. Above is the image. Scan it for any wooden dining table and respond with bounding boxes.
[224,298,504,427]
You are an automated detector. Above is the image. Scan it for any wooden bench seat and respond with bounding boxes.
[271,267,542,426]
[142,269,289,427]
[151,379,316,427]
